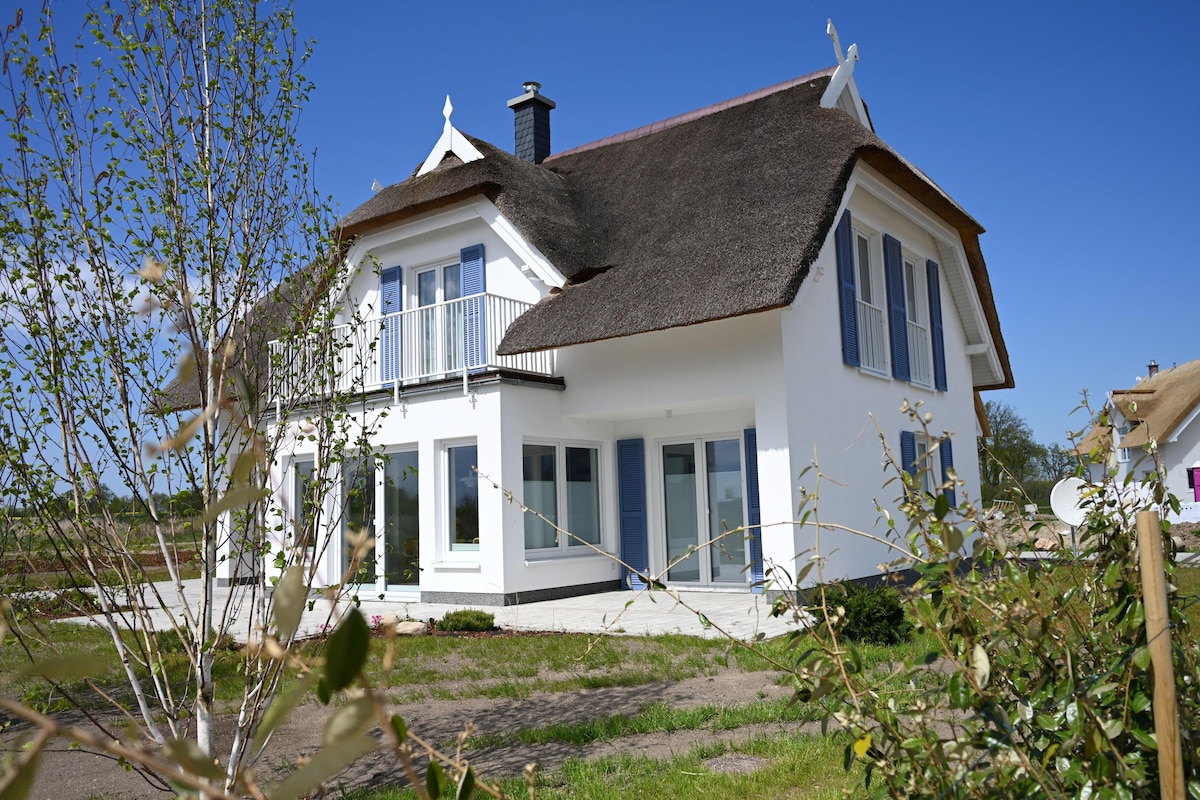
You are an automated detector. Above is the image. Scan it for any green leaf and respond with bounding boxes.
[941,523,962,552]
[18,654,111,681]
[203,485,269,525]
[970,643,990,689]
[163,738,225,781]
[426,761,446,799]
[265,733,376,800]
[456,765,476,800]
[272,565,305,641]
[323,696,374,746]
[253,671,319,753]
[934,493,950,520]
[325,607,369,692]
[316,677,332,705]
[389,714,407,743]
[0,748,41,800]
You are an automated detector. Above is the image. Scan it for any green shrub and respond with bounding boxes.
[438,609,495,632]
[813,582,912,645]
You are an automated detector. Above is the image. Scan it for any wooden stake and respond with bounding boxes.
[1135,509,1184,800]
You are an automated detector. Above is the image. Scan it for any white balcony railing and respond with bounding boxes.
[268,294,554,402]
[907,320,932,387]
[856,300,888,374]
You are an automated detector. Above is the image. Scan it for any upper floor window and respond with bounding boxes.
[836,210,947,391]
[903,256,933,388]
[852,228,888,374]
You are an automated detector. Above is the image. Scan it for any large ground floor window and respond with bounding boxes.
[447,443,479,551]
[522,443,601,552]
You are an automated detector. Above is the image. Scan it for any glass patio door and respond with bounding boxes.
[661,438,747,585]
[384,451,420,587]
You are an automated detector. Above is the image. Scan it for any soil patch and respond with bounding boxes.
[18,667,795,799]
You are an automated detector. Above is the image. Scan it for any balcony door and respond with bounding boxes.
[415,262,462,376]
[661,437,748,586]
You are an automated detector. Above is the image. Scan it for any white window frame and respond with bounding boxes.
[522,440,605,554]
[852,225,889,376]
[288,456,320,562]
[914,434,937,495]
[338,451,380,586]
[411,257,463,310]
[654,432,751,586]
[443,439,481,554]
[902,252,933,389]
[379,446,421,590]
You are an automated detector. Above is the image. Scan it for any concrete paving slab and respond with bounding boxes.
[65,579,805,642]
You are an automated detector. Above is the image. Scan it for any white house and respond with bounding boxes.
[1079,359,1200,522]
[237,40,1013,604]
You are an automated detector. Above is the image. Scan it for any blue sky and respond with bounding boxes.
[295,1,1198,449]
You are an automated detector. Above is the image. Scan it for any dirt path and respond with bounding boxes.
[23,668,801,799]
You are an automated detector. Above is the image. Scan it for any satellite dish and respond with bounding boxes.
[1050,477,1087,528]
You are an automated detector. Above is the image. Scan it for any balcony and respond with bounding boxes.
[268,294,554,403]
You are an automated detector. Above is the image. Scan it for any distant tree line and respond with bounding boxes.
[13,486,205,520]
[978,400,1079,507]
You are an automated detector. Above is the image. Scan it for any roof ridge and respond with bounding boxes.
[545,66,838,161]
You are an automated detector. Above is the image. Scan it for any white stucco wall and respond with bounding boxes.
[776,175,985,584]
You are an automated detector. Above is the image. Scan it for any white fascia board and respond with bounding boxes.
[849,166,1004,386]
[471,198,565,288]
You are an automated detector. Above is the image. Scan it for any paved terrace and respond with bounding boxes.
[68,579,803,643]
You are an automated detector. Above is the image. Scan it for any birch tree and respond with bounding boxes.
[0,0,363,791]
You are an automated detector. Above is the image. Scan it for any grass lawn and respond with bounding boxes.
[338,732,866,800]
[2,566,1195,799]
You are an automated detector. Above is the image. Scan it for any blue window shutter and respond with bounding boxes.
[835,211,859,367]
[926,260,947,392]
[380,266,402,384]
[940,437,956,507]
[460,244,486,373]
[744,428,764,594]
[900,430,917,479]
[883,234,909,381]
[616,438,648,590]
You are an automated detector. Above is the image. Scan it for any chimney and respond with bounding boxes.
[507,81,555,164]
[1148,360,1159,378]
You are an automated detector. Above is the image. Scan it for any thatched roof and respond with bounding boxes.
[1111,359,1200,449]
[327,68,1013,389]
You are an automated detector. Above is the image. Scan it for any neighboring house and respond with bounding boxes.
[239,36,1013,604]
[1078,359,1200,522]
